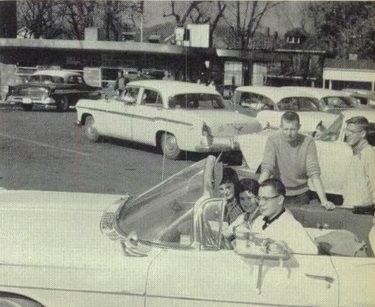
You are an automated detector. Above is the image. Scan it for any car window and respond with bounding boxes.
[298,98,319,111]
[29,75,64,84]
[141,89,162,106]
[314,114,343,141]
[323,97,352,108]
[236,92,273,111]
[278,98,299,111]
[169,93,225,110]
[122,87,139,104]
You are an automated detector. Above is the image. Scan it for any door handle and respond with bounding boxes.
[305,273,334,288]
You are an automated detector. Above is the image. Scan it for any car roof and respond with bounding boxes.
[32,70,81,78]
[234,86,316,102]
[283,86,352,99]
[341,108,375,122]
[127,80,220,96]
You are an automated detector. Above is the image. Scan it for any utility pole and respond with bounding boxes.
[137,1,144,42]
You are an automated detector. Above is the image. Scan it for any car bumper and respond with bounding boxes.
[6,95,56,107]
[194,137,239,152]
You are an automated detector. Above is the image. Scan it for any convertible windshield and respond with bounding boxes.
[117,159,207,246]
[169,93,225,110]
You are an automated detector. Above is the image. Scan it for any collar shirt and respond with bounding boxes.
[251,210,318,255]
[343,143,375,208]
[224,200,244,224]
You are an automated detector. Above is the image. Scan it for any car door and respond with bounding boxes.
[145,199,338,306]
[131,88,164,146]
[100,87,139,140]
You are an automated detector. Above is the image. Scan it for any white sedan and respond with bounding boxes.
[283,86,357,112]
[232,86,338,132]
[76,80,261,159]
[238,108,375,199]
[0,156,373,306]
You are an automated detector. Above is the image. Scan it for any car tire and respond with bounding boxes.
[21,104,33,111]
[56,96,69,112]
[160,133,181,160]
[0,295,43,307]
[84,115,100,142]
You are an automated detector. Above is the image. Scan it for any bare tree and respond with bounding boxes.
[223,1,280,49]
[100,1,137,41]
[163,1,226,46]
[17,0,63,39]
[58,0,98,40]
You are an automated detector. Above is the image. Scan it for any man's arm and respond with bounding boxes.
[310,175,335,210]
[306,139,335,210]
[259,137,276,183]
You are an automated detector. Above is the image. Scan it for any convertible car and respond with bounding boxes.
[0,156,373,306]
[237,109,375,200]
[76,80,261,159]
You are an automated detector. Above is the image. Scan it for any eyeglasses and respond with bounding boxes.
[256,195,280,202]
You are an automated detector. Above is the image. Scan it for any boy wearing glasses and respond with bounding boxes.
[251,178,318,254]
[342,116,375,210]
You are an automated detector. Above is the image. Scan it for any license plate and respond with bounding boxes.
[22,97,32,104]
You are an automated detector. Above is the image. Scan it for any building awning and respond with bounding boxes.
[324,58,375,71]
[0,38,215,57]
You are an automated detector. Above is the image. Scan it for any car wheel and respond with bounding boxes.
[0,295,43,307]
[84,115,100,142]
[161,133,181,160]
[56,96,69,112]
[21,104,33,111]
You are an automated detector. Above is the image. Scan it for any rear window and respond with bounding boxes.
[169,94,225,110]
[278,97,320,111]
[29,75,64,84]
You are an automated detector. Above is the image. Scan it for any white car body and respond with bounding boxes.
[233,86,338,132]
[283,86,357,111]
[238,109,375,200]
[0,157,373,306]
[76,80,261,159]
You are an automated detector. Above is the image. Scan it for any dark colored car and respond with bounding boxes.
[6,70,101,112]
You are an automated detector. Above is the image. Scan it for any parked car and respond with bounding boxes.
[6,70,101,112]
[341,88,375,106]
[237,108,375,199]
[76,80,262,159]
[0,156,373,307]
[283,87,357,112]
[232,86,338,132]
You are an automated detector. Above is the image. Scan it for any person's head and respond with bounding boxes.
[118,70,124,77]
[345,116,369,147]
[238,178,259,213]
[218,167,239,202]
[280,111,300,142]
[258,178,285,218]
[164,71,169,77]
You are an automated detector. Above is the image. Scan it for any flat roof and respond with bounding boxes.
[0,38,288,61]
[324,58,375,70]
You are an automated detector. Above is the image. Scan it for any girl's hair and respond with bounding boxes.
[239,178,259,196]
[220,167,240,201]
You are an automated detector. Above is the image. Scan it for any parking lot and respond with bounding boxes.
[0,106,194,196]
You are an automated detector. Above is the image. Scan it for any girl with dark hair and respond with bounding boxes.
[218,167,243,224]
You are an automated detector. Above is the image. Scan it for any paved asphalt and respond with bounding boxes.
[0,106,195,196]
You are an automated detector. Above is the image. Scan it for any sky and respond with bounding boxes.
[142,1,306,35]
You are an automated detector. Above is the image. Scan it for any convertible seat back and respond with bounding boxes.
[288,204,373,256]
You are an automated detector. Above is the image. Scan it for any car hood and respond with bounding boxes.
[257,111,338,132]
[0,190,130,268]
[175,109,262,136]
